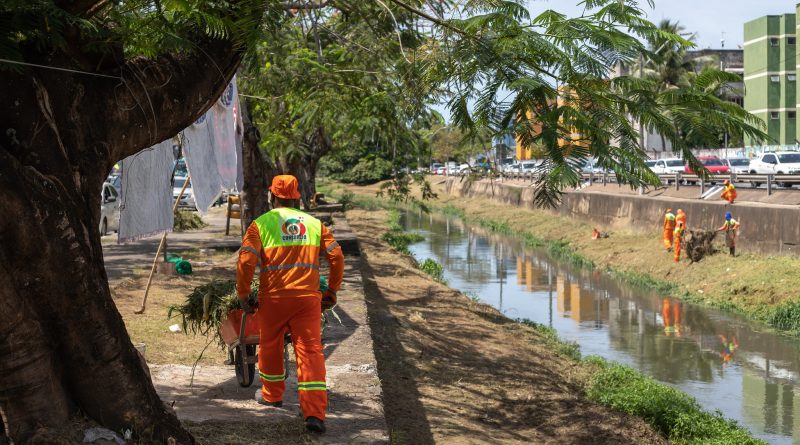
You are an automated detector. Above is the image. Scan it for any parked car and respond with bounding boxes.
[100,182,120,236]
[748,151,800,187]
[430,163,443,174]
[723,158,750,174]
[504,161,521,173]
[106,173,121,195]
[645,160,657,169]
[435,166,446,175]
[652,158,685,175]
[519,160,542,173]
[684,156,729,184]
[581,159,607,174]
[173,176,197,210]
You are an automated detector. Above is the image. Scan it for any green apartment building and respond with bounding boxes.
[744,10,799,148]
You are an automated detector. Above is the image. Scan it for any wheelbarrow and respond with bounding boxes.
[220,308,293,387]
[220,278,331,387]
[220,308,260,387]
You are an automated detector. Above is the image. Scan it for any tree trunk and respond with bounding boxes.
[0,14,255,442]
[287,126,331,209]
[240,98,275,227]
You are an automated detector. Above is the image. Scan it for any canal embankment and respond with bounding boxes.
[322,178,800,339]
[449,177,800,255]
[347,205,765,444]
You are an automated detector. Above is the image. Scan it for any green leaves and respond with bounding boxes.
[422,0,767,206]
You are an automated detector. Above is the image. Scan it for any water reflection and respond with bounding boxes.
[402,210,800,445]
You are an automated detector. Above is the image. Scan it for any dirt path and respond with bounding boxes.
[349,208,667,445]
[104,209,388,444]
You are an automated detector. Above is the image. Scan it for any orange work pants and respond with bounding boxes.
[673,239,681,263]
[721,189,736,204]
[256,294,327,420]
[663,227,674,250]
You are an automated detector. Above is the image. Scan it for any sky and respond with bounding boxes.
[529,0,790,50]
[434,0,794,122]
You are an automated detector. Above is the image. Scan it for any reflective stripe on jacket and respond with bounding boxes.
[236,207,344,298]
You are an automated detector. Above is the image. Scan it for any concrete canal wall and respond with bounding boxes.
[444,177,800,255]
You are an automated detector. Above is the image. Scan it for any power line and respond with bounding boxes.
[0,58,121,80]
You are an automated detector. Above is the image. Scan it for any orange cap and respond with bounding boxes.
[270,175,301,199]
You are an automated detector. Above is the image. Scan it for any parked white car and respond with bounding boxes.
[519,160,542,173]
[100,182,120,236]
[724,158,750,174]
[173,176,197,210]
[749,152,800,175]
[652,158,685,175]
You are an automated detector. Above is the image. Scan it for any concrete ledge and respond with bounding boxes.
[446,178,800,255]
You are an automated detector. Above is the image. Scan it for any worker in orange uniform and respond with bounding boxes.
[662,208,676,251]
[717,212,740,256]
[676,208,686,230]
[720,179,737,204]
[236,175,344,434]
[673,221,685,263]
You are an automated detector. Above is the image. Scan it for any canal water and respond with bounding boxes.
[401,209,800,445]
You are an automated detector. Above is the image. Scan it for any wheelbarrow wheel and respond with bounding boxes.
[234,344,256,387]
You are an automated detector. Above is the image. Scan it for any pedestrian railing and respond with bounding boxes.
[451,171,800,196]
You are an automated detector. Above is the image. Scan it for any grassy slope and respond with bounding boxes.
[323,178,800,335]
[368,206,763,445]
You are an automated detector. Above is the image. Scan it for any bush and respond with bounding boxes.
[419,258,446,284]
[767,300,800,332]
[338,157,393,185]
[382,231,424,255]
[339,191,355,210]
[586,360,765,445]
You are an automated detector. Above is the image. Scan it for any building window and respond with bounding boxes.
[771,111,780,120]
[790,74,798,82]
[770,37,780,46]
[790,111,797,119]
[790,37,797,45]
[771,75,781,82]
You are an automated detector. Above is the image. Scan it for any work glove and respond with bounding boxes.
[321,289,337,311]
[240,296,258,314]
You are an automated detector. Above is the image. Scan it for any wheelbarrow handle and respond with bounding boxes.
[239,312,248,345]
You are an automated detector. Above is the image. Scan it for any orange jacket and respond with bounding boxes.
[663,212,676,231]
[236,207,344,299]
[676,211,686,228]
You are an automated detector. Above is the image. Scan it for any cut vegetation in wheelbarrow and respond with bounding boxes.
[167,279,258,347]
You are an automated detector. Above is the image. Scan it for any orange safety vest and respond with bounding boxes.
[663,212,676,230]
[237,207,343,298]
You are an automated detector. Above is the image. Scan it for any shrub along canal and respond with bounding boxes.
[401,208,800,445]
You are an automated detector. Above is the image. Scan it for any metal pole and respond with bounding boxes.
[768,174,773,195]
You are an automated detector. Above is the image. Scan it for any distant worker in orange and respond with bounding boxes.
[236,174,344,434]
[662,208,677,251]
[720,179,737,204]
[673,221,685,263]
[676,208,687,230]
[717,212,740,256]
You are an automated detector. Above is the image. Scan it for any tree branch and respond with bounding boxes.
[108,34,247,161]
[282,1,329,10]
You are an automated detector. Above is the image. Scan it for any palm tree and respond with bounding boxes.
[645,19,695,89]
